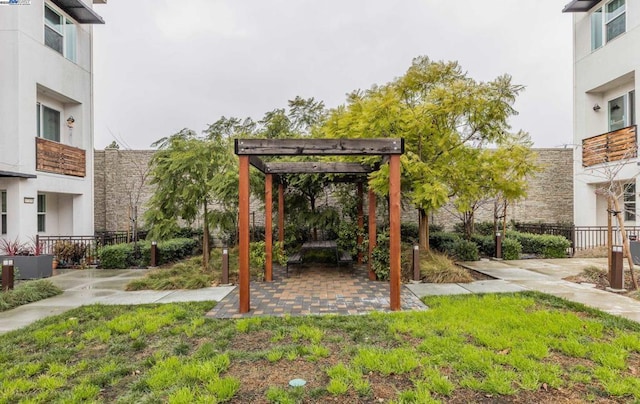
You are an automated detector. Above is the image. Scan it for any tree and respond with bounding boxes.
[144,129,234,269]
[448,133,539,239]
[581,136,639,290]
[321,56,525,249]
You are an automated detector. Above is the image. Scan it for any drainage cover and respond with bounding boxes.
[289,378,306,387]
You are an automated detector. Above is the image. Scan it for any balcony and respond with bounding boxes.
[35,137,86,177]
[582,125,637,167]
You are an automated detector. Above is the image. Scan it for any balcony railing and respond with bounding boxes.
[35,137,86,177]
[582,125,637,167]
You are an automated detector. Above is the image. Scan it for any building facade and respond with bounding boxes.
[565,0,638,226]
[0,0,104,242]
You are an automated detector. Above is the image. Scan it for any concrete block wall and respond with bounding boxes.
[94,148,574,233]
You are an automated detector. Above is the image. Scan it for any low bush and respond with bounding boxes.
[419,251,474,283]
[99,238,198,269]
[0,280,62,312]
[502,238,522,260]
[451,239,479,261]
[429,232,461,253]
[471,234,495,257]
[401,222,419,244]
[507,231,570,258]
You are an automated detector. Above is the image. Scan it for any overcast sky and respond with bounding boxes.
[93,1,574,150]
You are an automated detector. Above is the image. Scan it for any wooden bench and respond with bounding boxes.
[286,251,304,277]
[337,250,353,268]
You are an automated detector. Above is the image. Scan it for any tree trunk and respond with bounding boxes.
[202,203,210,270]
[419,209,429,251]
[612,197,639,289]
[463,211,474,240]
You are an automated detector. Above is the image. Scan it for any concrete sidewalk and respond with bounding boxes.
[0,268,235,334]
[406,258,640,323]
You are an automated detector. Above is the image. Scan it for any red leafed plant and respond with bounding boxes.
[0,237,26,256]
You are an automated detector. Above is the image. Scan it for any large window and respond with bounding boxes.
[37,103,61,142]
[624,183,636,222]
[37,194,46,233]
[44,4,77,62]
[591,0,626,51]
[1,191,6,235]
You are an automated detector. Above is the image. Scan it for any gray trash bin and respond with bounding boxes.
[629,240,640,265]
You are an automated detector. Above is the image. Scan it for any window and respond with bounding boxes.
[591,0,626,50]
[1,191,6,235]
[624,183,636,221]
[44,4,77,62]
[36,103,61,142]
[609,95,626,131]
[608,91,635,131]
[37,194,46,233]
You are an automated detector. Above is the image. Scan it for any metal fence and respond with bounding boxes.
[36,231,147,266]
[513,223,640,256]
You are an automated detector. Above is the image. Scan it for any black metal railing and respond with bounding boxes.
[36,231,147,266]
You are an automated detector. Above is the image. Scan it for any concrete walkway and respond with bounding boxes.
[406,257,640,323]
[0,268,235,334]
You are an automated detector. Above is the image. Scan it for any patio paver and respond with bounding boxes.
[206,264,427,318]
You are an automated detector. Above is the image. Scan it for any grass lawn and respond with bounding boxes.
[1,292,639,403]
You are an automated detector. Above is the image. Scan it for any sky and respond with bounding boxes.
[93,0,574,150]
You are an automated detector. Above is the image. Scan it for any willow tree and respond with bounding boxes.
[321,56,525,249]
[144,128,235,269]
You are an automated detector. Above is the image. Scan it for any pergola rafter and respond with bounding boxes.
[235,138,404,313]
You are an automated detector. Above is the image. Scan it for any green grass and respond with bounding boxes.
[0,280,62,312]
[1,292,640,402]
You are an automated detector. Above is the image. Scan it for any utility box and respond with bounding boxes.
[629,239,640,265]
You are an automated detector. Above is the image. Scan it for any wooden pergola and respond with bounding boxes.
[235,138,404,313]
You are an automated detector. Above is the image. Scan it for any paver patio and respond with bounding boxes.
[206,264,427,318]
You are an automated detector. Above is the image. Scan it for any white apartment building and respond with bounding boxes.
[0,0,103,241]
[565,0,639,226]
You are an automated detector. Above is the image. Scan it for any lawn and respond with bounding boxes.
[1,292,639,403]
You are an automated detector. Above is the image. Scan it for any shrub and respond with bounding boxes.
[471,234,495,257]
[99,238,197,269]
[451,239,479,261]
[501,238,522,260]
[99,244,133,269]
[475,221,497,236]
[336,222,360,259]
[419,251,474,283]
[429,223,444,233]
[507,231,570,258]
[429,232,461,253]
[0,280,62,312]
[401,222,419,244]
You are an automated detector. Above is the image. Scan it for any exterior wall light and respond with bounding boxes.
[593,104,601,112]
[66,116,75,128]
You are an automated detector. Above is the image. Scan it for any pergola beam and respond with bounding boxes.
[236,138,404,156]
[265,162,373,174]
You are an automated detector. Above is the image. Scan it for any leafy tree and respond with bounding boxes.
[144,129,235,269]
[321,56,526,249]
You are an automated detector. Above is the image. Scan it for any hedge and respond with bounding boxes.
[507,231,570,258]
[99,238,198,269]
[502,238,522,260]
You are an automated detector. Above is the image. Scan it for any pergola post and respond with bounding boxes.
[389,154,401,311]
[357,182,364,264]
[278,181,285,244]
[238,155,251,313]
[265,174,273,282]
[368,187,377,280]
